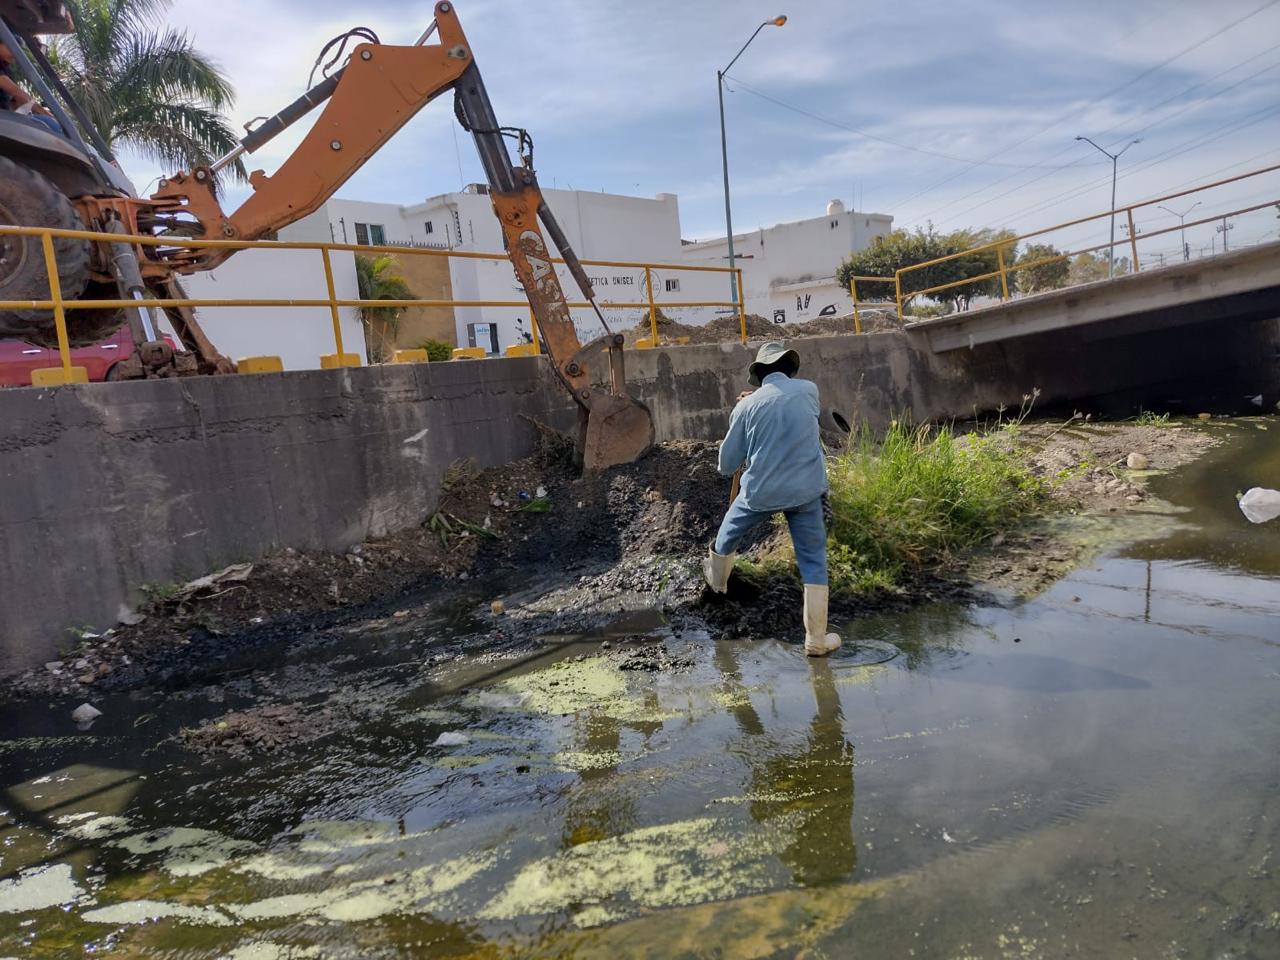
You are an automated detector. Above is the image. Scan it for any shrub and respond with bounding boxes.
[417,338,454,362]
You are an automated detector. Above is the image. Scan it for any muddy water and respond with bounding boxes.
[2,421,1278,959]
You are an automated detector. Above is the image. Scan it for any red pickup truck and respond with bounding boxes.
[0,325,175,387]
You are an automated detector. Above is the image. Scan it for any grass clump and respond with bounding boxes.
[1134,409,1172,426]
[825,421,1049,590]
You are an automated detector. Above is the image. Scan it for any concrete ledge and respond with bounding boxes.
[908,242,1280,352]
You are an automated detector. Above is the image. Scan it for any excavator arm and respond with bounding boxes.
[147,0,653,469]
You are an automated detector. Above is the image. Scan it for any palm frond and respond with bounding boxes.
[112,29,234,111]
[111,101,246,180]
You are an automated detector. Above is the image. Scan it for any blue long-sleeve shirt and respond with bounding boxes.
[718,372,828,512]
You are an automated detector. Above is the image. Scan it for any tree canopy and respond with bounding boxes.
[51,0,245,181]
[837,225,1019,311]
[1017,243,1070,294]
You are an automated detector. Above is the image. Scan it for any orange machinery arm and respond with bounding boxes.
[148,0,652,469]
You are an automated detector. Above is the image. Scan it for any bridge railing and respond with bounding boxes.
[884,162,1280,322]
[0,225,748,384]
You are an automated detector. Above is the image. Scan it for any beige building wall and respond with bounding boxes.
[363,252,457,360]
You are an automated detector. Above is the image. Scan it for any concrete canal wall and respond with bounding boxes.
[2,314,1277,674]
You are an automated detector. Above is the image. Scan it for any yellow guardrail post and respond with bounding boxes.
[644,266,658,345]
[996,246,1010,301]
[31,230,88,386]
[894,272,904,323]
[1126,208,1140,273]
[736,268,747,344]
[319,247,360,368]
[849,278,862,335]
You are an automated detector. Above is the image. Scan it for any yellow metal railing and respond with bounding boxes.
[847,275,898,334]
[891,162,1280,322]
[0,224,748,383]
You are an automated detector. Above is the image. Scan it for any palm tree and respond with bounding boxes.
[355,254,416,361]
[50,0,246,181]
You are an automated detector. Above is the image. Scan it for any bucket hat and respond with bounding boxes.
[747,340,800,387]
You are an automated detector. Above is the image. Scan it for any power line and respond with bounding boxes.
[722,76,1103,171]
[986,101,1280,229]
[912,43,1280,228]
[884,0,1280,215]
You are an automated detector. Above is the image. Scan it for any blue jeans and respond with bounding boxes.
[30,113,63,136]
[714,494,828,585]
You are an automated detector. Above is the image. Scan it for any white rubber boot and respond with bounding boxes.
[803,584,842,656]
[703,547,736,594]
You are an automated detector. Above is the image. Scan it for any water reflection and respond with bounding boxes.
[747,661,856,886]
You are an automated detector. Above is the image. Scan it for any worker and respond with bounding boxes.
[705,341,841,657]
[0,37,62,136]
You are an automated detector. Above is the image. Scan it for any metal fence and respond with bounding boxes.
[0,224,748,383]
[887,163,1280,322]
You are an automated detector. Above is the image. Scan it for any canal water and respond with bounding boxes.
[1,420,1277,959]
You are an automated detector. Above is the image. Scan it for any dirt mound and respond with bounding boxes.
[623,308,900,348]
[623,312,778,346]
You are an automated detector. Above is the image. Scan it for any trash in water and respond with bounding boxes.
[1238,487,1280,524]
[71,703,102,727]
[1126,452,1149,469]
[433,731,469,747]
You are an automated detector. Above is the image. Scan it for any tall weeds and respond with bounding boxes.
[825,421,1048,591]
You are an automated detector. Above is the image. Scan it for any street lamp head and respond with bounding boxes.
[1074,136,1085,141]
[771,15,788,25]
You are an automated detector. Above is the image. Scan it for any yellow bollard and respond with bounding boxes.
[392,348,429,363]
[320,353,362,369]
[236,356,284,374]
[452,347,486,360]
[504,343,538,358]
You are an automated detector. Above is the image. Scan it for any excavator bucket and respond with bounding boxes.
[581,390,655,471]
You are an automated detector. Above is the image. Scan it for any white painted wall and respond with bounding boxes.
[280,187,696,352]
[683,203,894,325]
[181,246,366,370]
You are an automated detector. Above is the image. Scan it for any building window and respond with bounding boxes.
[664,278,680,293]
[424,221,434,235]
[354,222,386,245]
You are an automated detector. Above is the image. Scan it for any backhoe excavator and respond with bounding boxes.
[0,0,653,469]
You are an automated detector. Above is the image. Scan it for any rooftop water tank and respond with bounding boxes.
[826,199,845,216]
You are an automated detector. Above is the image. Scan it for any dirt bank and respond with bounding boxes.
[622,309,900,347]
[4,420,1217,707]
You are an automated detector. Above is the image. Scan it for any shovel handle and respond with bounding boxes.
[729,469,741,504]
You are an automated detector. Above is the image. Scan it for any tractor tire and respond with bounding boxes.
[0,156,92,344]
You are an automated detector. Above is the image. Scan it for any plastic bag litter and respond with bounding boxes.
[432,731,469,747]
[1238,488,1280,524]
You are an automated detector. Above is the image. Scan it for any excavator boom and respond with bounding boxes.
[147,0,654,469]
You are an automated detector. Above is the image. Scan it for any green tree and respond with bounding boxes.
[355,254,416,361]
[51,0,245,180]
[837,225,1017,311]
[1017,243,1070,294]
[1068,252,1109,285]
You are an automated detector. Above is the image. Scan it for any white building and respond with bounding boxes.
[181,246,366,370]
[682,200,894,325]
[279,187,689,353]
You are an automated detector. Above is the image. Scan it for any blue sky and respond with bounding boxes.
[126,0,1280,254]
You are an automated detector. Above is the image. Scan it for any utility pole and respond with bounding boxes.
[1075,135,1142,278]
[1217,216,1234,252]
[718,14,787,308]
[1158,201,1200,262]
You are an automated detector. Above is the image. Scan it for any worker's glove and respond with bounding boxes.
[821,491,834,528]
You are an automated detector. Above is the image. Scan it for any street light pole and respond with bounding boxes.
[718,15,786,308]
[1075,136,1141,278]
[1158,202,1201,261]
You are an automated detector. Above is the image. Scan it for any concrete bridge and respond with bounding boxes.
[905,242,1280,353]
